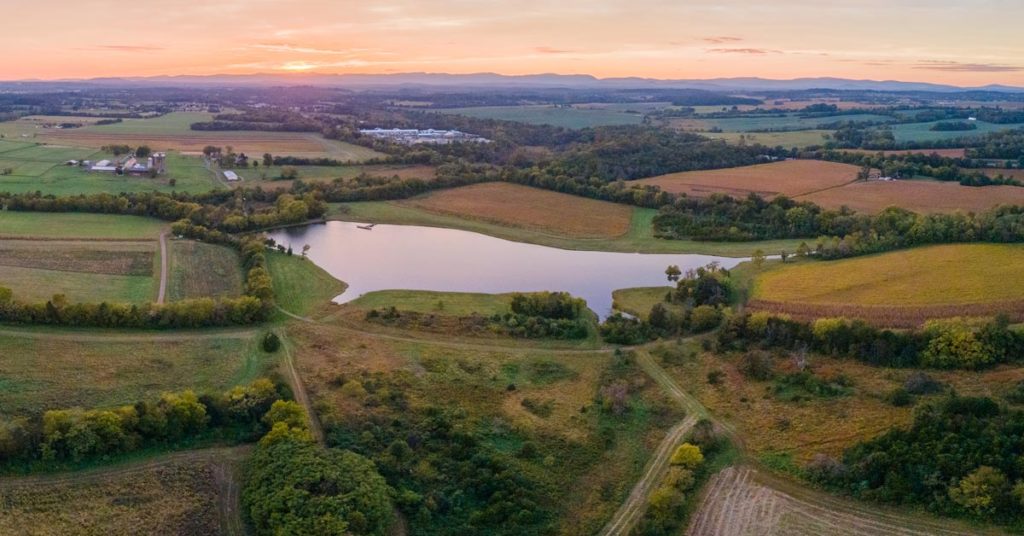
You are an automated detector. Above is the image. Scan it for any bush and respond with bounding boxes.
[903,372,944,395]
[669,443,704,469]
[885,387,913,407]
[688,305,722,333]
[262,332,281,353]
[738,350,774,380]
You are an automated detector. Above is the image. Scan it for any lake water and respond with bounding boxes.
[267,222,744,319]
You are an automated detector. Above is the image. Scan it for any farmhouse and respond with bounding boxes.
[88,152,166,175]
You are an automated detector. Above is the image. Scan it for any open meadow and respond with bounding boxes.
[698,129,833,148]
[669,113,894,133]
[234,163,435,189]
[888,120,1024,143]
[401,182,635,238]
[166,240,243,301]
[437,104,647,128]
[633,159,860,198]
[796,178,1024,213]
[0,212,166,239]
[749,244,1024,325]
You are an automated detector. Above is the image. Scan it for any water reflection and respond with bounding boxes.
[268,222,744,319]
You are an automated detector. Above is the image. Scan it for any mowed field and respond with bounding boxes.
[750,244,1024,326]
[0,239,157,303]
[401,182,635,238]
[437,105,645,128]
[797,179,1024,214]
[889,120,1024,143]
[167,240,243,301]
[0,447,248,536]
[634,160,859,198]
[0,212,166,239]
[34,112,383,160]
[699,130,832,148]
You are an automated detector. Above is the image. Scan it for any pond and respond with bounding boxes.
[267,222,745,319]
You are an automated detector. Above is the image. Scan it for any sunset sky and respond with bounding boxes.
[5,0,1023,85]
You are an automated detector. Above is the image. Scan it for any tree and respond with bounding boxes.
[670,443,704,469]
[135,145,152,158]
[301,244,310,258]
[780,250,789,263]
[262,153,273,167]
[949,466,1009,515]
[689,305,721,333]
[665,265,681,282]
[262,332,281,352]
[796,242,810,257]
[752,249,766,269]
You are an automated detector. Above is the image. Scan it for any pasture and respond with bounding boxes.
[0,240,157,303]
[797,179,1024,214]
[749,244,1024,325]
[35,112,383,160]
[437,105,645,128]
[633,159,859,198]
[0,212,166,239]
[400,182,635,238]
[0,447,247,535]
[166,240,243,301]
[0,331,271,417]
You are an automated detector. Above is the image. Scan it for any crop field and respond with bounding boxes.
[749,244,1024,326]
[633,160,860,198]
[437,105,645,128]
[699,129,833,148]
[842,147,968,158]
[238,163,435,189]
[0,212,166,239]
[34,112,383,160]
[888,120,1024,143]
[0,240,158,303]
[166,240,243,301]
[670,113,894,133]
[0,331,271,417]
[797,179,1024,214]
[348,289,512,316]
[687,467,988,536]
[0,447,248,536]
[401,182,635,238]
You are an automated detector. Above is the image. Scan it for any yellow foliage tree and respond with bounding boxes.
[670,442,704,469]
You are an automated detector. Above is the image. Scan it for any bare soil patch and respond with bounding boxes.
[797,179,1024,213]
[634,160,859,198]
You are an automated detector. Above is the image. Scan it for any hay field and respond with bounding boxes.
[167,240,243,301]
[0,212,166,239]
[401,182,635,238]
[634,160,859,198]
[749,244,1024,325]
[0,240,158,303]
[797,179,1024,213]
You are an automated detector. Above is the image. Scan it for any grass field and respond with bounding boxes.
[888,120,1024,143]
[402,182,635,238]
[0,212,166,239]
[34,112,384,160]
[0,240,158,303]
[437,105,645,128]
[633,160,860,198]
[671,113,894,133]
[842,148,968,158]
[348,289,512,316]
[0,332,272,417]
[699,130,833,148]
[265,250,347,318]
[749,244,1024,325]
[0,447,247,535]
[796,178,1024,213]
[166,240,243,301]
[237,163,435,189]
[332,199,806,256]
[611,287,674,319]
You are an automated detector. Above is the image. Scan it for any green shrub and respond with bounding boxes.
[262,332,281,353]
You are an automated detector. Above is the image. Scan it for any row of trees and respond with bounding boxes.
[818,149,1020,186]
[0,379,287,464]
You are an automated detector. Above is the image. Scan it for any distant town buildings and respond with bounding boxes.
[358,128,490,145]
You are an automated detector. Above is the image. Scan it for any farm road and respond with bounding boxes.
[157,232,168,304]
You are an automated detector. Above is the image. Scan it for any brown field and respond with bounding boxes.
[842,148,967,158]
[39,130,325,154]
[687,467,990,536]
[0,447,248,536]
[633,160,860,198]
[747,298,1024,328]
[983,168,1024,180]
[0,239,154,276]
[797,179,1024,213]
[401,182,634,238]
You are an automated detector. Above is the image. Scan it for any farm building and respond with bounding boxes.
[223,170,240,182]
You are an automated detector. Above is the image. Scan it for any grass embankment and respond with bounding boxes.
[0,212,166,239]
[749,244,1024,325]
[611,287,674,319]
[0,240,158,303]
[349,289,512,316]
[167,239,243,301]
[331,197,804,257]
[265,250,347,318]
[0,332,273,417]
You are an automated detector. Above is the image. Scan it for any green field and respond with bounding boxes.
[0,212,166,239]
[349,290,512,316]
[332,201,805,257]
[0,332,272,417]
[754,244,1024,306]
[682,113,894,133]
[888,120,1024,143]
[437,105,646,128]
[0,265,155,303]
[611,287,674,319]
[167,240,243,301]
[82,112,214,135]
[265,251,347,318]
[700,130,833,148]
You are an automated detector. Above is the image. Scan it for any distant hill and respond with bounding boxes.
[3,72,1023,93]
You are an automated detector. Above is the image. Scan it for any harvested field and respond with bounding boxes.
[166,240,243,301]
[634,160,859,198]
[41,129,323,153]
[686,467,989,536]
[797,179,1024,213]
[0,240,154,276]
[401,182,635,238]
[750,244,1024,326]
[842,148,967,158]
[0,447,249,536]
[983,168,1024,180]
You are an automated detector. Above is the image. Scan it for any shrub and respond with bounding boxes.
[948,466,1009,516]
[738,350,774,380]
[688,305,722,333]
[669,443,704,469]
[262,332,281,353]
[903,372,944,395]
[885,387,913,407]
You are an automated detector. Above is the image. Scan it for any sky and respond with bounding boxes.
[4,0,1024,85]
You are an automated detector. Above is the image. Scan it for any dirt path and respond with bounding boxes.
[598,415,698,536]
[157,232,168,304]
[279,331,325,445]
